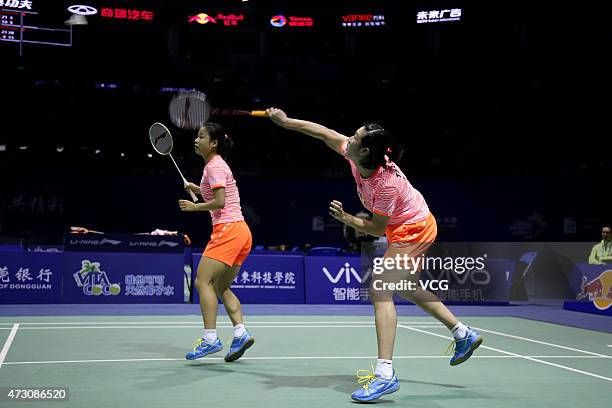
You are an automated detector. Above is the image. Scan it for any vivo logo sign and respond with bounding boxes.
[322,263,370,284]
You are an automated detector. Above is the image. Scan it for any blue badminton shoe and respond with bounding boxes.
[447,328,483,366]
[224,331,255,362]
[185,337,223,360]
[351,369,400,402]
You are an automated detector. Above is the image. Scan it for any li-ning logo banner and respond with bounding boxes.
[322,262,371,284]
[128,240,179,248]
[73,260,121,296]
[68,238,122,246]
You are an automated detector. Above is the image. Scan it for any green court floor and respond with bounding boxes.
[1,316,610,407]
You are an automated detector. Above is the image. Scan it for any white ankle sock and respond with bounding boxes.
[374,359,393,379]
[451,322,469,339]
[234,324,246,338]
[203,329,218,343]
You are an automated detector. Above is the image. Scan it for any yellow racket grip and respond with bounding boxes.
[250,110,268,117]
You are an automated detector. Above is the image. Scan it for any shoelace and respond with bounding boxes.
[192,338,204,351]
[192,338,217,351]
[356,366,378,390]
[444,339,458,356]
[445,335,471,356]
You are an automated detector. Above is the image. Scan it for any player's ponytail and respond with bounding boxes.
[359,123,404,169]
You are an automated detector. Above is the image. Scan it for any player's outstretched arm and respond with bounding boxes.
[267,107,348,154]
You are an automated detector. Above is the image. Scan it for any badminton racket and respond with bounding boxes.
[148,122,199,202]
[168,90,267,130]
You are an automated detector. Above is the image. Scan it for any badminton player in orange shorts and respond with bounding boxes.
[179,123,254,362]
[267,108,483,402]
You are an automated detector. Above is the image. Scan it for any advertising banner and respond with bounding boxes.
[564,263,612,316]
[64,233,184,253]
[305,256,367,304]
[0,251,62,304]
[63,252,184,303]
[192,254,305,304]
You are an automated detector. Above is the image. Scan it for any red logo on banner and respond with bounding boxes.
[217,14,244,26]
[287,16,313,27]
[188,12,245,26]
[100,8,154,21]
[270,15,313,28]
[188,13,216,24]
[341,14,385,27]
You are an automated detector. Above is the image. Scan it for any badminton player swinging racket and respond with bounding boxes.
[179,123,255,362]
[266,107,483,402]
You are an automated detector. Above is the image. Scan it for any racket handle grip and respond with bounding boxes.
[189,190,199,202]
[250,110,268,117]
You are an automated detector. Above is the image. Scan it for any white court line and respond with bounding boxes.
[398,325,612,383]
[0,325,443,330]
[503,356,607,358]
[471,326,612,359]
[0,324,19,369]
[2,355,609,366]
[0,321,441,326]
[422,325,612,359]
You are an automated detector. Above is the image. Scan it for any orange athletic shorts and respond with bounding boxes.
[203,220,252,266]
[384,213,438,259]
[377,214,439,299]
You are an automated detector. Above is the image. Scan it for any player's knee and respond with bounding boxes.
[369,288,394,304]
[213,283,229,297]
[195,275,214,291]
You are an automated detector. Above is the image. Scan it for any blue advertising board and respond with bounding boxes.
[305,255,515,305]
[0,251,63,304]
[63,252,184,303]
[563,263,612,316]
[305,256,367,304]
[420,258,515,304]
[192,254,305,304]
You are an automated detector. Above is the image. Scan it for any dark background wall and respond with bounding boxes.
[1,0,610,247]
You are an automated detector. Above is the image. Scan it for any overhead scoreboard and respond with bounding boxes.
[0,2,72,56]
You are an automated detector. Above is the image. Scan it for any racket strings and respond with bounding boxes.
[149,125,174,155]
[169,91,210,130]
[153,135,173,154]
